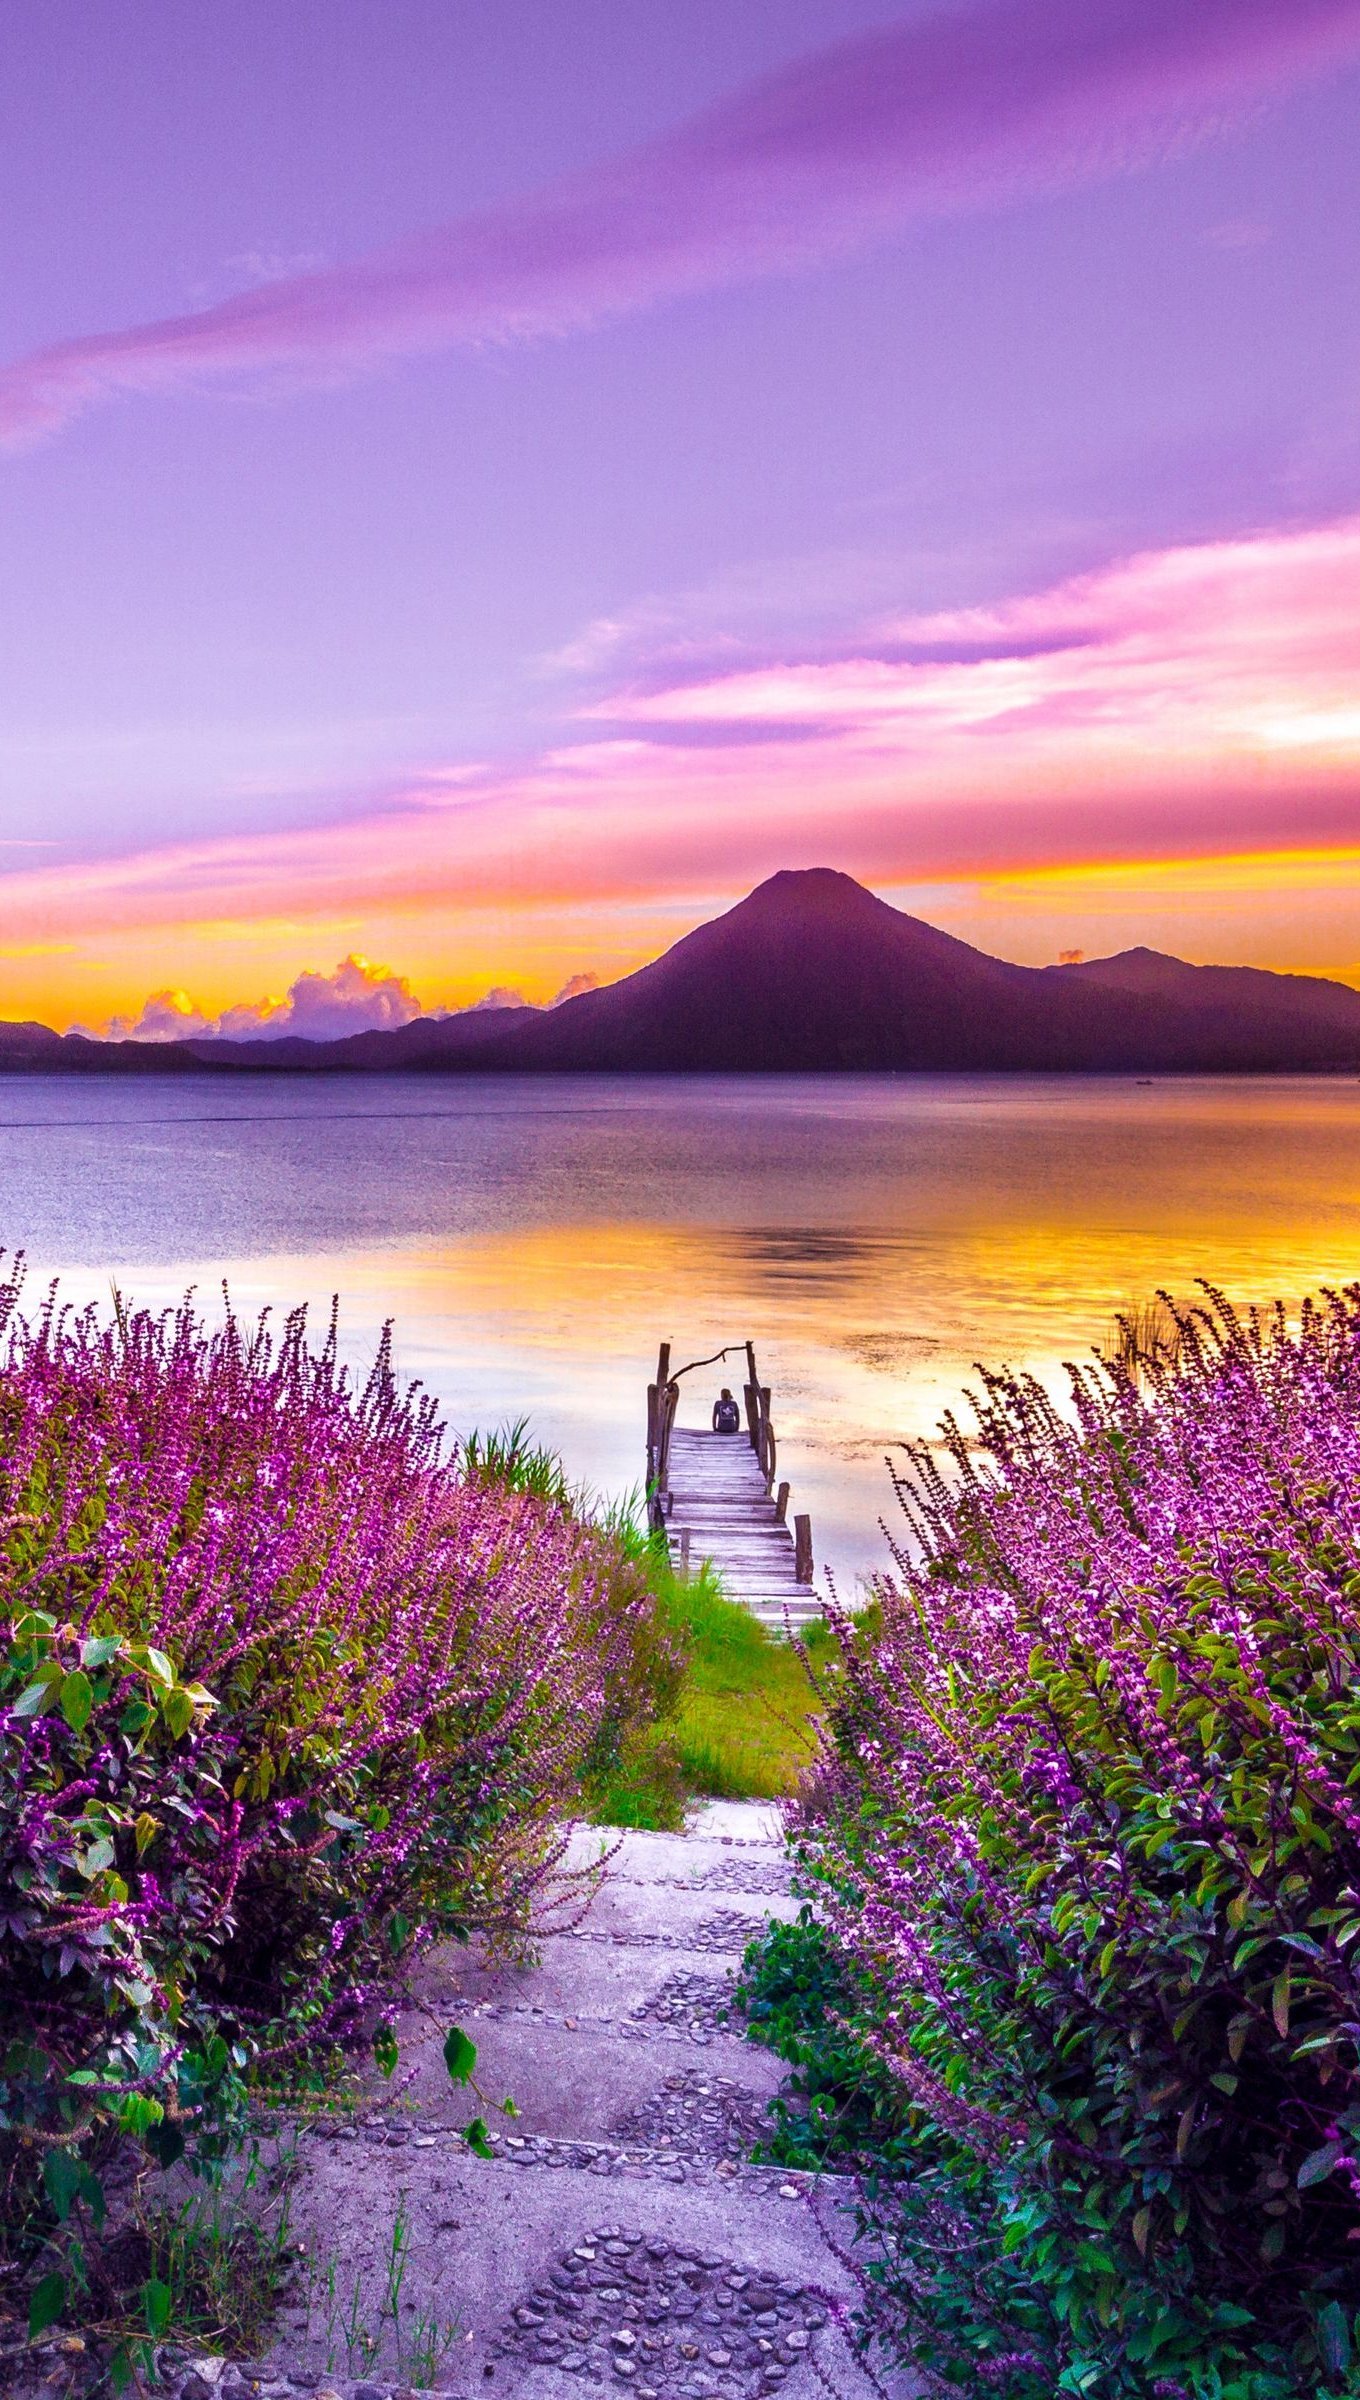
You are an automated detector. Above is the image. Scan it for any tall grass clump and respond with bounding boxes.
[579,1499,833,1823]
[768,1285,1360,2399]
[0,1267,677,2324]
[443,1429,825,1825]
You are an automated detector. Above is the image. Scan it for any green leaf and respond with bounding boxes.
[12,1680,52,1718]
[1272,1970,1291,2039]
[142,1647,174,1686]
[42,2150,84,2223]
[1318,2300,1351,2378]
[463,2115,493,2159]
[443,2025,477,2087]
[80,1636,122,1671]
[117,2093,164,2139]
[59,1670,93,1734]
[147,2120,185,2169]
[160,1687,195,1739]
[373,2025,399,2078]
[82,2164,107,2232]
[29,2271,65,2337]
[1298,2141,1344,2189]
[141,2277,173,2337]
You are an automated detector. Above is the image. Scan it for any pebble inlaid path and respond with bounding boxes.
[83,1805,909,2400]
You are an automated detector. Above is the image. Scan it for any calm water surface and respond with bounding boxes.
[1,1073,1357,1584]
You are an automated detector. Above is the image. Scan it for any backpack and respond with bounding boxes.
[714,1397,741,1434]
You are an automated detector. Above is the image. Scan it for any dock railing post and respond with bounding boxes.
[657,1378,679,1513]
[648,1343,674,1529]
[757,1385,774,1488]
[794,1513,814,1585]
[775,1479,790,1524]
[744,1342,760,1452]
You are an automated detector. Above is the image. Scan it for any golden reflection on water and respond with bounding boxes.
[7,1074,1359,1584]
[342,1194,1358,1581]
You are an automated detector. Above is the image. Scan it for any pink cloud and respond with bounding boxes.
[461,985,532,1013]
[552,971,601,1005]
[107,988,214,1042]
[3,0,1359,449]
[9,514,1360,961]
[108,953,422,1042]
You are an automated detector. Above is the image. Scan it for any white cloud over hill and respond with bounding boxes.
[109,955,422,1042]
[102,954,568,1042]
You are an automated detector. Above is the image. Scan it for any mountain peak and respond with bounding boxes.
[737,866,886,916]
[9,871,1360,1077]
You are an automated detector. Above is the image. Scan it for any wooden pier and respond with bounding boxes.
[645,1340,820,1632]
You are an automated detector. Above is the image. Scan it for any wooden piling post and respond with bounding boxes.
[775,1480,790,1524]
[679,1528,691,1577]
[757,1386,773,1481]
[794,1513,813,1584]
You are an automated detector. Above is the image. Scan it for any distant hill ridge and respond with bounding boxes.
[3,870,1358,1075]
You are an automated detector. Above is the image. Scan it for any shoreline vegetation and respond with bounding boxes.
[5,1271,1360,2395]
[459,1418,834,1826]
[0,1275,827,2381]
[742,1283,1360,2398]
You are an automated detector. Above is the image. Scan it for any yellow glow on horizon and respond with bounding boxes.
[13,840,1360,1032]
[978,845,1360,897]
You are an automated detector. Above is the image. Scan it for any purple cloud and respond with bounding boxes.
[107,989,214,1043]
[461,985,531,1014]
[109,953,422,1043]
[552,971,600,1005]
[4,0,1359,449]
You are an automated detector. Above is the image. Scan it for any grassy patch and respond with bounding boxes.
[458,1419,837,1827]
[590,1562,834,1827]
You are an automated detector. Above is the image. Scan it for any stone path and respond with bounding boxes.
[160,1803,906,2400]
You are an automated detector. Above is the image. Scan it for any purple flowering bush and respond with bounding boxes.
[1,1266,675,2264]
[786,1287,1360,2398]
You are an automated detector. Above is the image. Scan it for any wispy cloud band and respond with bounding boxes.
[4,0,1359,449]
[5,514,1360,964]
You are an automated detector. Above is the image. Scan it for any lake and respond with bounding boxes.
[1,1073,1357,1586]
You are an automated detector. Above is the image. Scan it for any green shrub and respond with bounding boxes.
[737,1911,905,2174]
[779,1289,1360,2398]
[1,1285,679,2330]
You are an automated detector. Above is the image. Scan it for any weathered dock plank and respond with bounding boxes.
[659,1420,820,1632]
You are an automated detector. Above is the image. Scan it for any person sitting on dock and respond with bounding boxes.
[712,1387,741,1434]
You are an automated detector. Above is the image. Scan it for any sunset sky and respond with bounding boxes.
[5,0,1360,1034]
